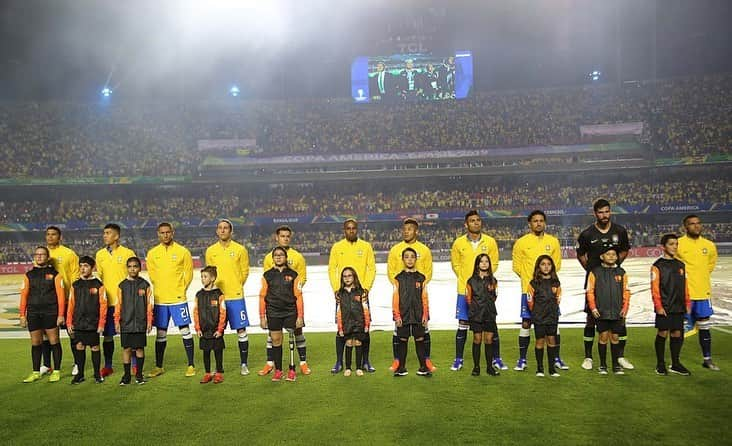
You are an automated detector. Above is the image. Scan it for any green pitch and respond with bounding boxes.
[2,328,729,445]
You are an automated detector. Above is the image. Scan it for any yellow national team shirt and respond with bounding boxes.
[205,241,250,300]
[48,244,80,298]
[95,244,136,306]
[451,233,499,295]
[512,233,562,293]
[676,235,717,300]
[387,240,433,284]
[263,247,307,285]
[146,241,193,304]
[328,238,376,293]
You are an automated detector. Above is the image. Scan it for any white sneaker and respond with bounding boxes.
[240,364,250,376]
[581,358,593,370]
[39,365,51,376]
[71,364,79,376]
[617,357,634,370]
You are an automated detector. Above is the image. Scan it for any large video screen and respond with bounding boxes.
[351,52,473,103]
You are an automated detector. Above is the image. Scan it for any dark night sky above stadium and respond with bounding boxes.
[0,0,730,100]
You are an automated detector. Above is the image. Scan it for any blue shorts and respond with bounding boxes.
[690,299,713,320]
[225,299,250,330]
[520,293,532,319]
[154,303,192,329]
[103,306,116,336]
[456,294,468,321]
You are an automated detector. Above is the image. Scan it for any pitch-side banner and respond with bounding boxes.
[580,122,644,137]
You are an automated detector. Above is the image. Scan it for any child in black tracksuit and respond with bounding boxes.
[465,253,499,377]
[392,247,431,377]
[527,255,562,377]
[194,266,227,384]
[336,267,371,377]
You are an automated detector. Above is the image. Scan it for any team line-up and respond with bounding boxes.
[17,199,720,385]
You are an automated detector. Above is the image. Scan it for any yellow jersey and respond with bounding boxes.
[146,241,194,305]
[387,240,433,284]
[204,240,250,300]
[48,244,80,298]
[512,233,562,293]
[328,238,376,293]
[263,247,307,286]
[676,235,717,300]
[95,244,136,306]
[450,233,499,294]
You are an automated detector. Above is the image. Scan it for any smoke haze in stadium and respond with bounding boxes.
[0,0,730,100]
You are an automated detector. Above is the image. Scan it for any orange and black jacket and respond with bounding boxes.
[587,265,630,320]
[67,278,107,332]
[465,274,498,323]
[336,286,371,334]
[528,278,561,325]
[20,265,65,318]
[651,258,690,314]
[392,270,429,325]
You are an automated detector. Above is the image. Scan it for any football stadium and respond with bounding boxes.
[0,1,730,444]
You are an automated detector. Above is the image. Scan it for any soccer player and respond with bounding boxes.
[257,225,310,377]
[386,218,434,372]
[146,222,195,378]
[676,215,719,370]
[114,257,153,385]
[651,234,691,376]
[392,248,431,377]
[586,247,631,375]
[512,210,566,371]
[450,210,501,371]
[194,266,227,384]
[44,226,80,376]
[205,219,251,376]
[465,253,499,377]
[328,219,376,373]
[259,247,304,382]
[95,223,136,377]
[336,267,371,377]
[527,255,562,377]
[67,256,107,384]
[576,199,633,371]
[19,246,65,383]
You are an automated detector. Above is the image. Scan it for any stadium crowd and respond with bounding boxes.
[0,175,727,225]
[0,75,729,179]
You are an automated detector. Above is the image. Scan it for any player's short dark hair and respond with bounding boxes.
[79,255,95,267]
[403,218,419,228]
[593,199,611,212]
[660,233,678,246]
[126,256,141,267]
[45,225,62,235]
[527,210,546,222]
[218,219,233,231]
[402,247,417,259]
[104,223,121,234]
[464,210,480,222]
[201,265,217,278]
[275,225,292,235]
[157,222,173,230]
[682,214,700,225]
[343,218,357,228]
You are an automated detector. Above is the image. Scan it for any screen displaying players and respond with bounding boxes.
[351,52,473,103]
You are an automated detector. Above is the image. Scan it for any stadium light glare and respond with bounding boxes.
[589,70,602,81]
[101,87,112,97]
[229,85,240,97]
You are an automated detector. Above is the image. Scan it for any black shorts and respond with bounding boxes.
[344,331,366,343]
[534,324,558,338]
[199,336,225,351]
[596,319,623,334]
[26,313,57,332]
[121,333,147,349]
[74,330,100,347]
[397,323,426,339]
[655,313,685,331]
[469,320,497,334]
[267,313,296,331]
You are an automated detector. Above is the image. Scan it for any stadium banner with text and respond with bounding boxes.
[351,51,473,103]
[0,176,191,186]
[197,139,258,156]
[580,122,644,137]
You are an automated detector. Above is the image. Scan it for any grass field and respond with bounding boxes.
[2,327,730,445]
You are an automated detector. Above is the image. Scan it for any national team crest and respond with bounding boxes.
[90,288,98,295]
[45,274,54,280]
[612,234,619,244]
[545,245,551,252]
[284,275,293,282]
[138,289,146,296]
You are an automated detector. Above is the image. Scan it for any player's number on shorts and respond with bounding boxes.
[240,311,247,322]
[180,307,189,320]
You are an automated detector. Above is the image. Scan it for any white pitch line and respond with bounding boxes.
[712,326,732,335]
